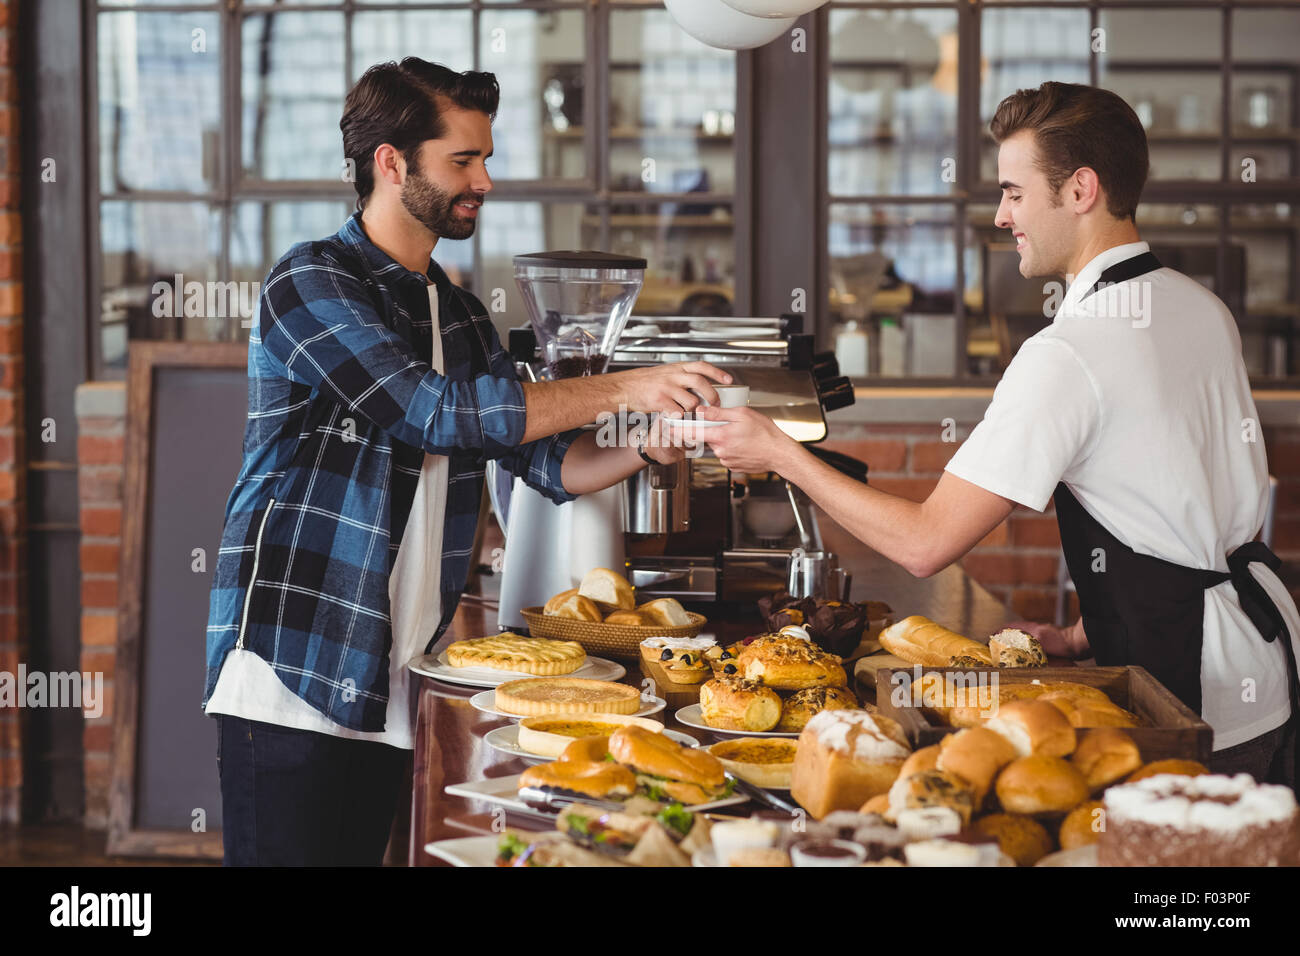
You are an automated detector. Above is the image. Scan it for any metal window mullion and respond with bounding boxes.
[1218,3,1232,316]
[596,0,610,252]
[87,3,107,379]
[814,4,830,348]
[1089,4,1099,88]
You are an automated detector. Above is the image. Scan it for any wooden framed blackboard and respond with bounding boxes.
[108,341,249,858]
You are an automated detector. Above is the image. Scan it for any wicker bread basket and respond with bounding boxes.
[520,606,707,660]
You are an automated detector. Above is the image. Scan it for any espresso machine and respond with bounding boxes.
[493,250,866,631]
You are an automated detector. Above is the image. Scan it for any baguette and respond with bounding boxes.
[879,616,993,667]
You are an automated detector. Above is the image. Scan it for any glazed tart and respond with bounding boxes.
[445,634,586,675]
[494,677,642,716]
[708,737,798,789]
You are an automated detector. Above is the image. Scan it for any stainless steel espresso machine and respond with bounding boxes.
[493,250,866,630]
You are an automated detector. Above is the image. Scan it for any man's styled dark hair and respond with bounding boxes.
[340,58,500,210]
[990,82,1148,221]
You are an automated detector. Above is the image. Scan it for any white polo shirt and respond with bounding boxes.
[946,241,1299,751]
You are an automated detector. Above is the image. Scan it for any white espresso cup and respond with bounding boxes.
[710,384,750,408]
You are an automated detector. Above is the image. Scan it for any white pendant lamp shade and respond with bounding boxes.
[664,0,796,51]
[720,0,829,18]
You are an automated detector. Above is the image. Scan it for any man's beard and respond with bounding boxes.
[401,165,481,241]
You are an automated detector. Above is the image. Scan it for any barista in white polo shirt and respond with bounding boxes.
[700,82,1298,787]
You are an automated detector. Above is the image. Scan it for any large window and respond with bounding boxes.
[825,1,1300,382]
[92,1,738,375]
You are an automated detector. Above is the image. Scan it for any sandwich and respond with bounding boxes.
[607,725,734,805]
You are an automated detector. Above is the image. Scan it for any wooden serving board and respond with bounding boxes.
[853,652,912,702]
[638,657,709,712]
[873,665,1213,765]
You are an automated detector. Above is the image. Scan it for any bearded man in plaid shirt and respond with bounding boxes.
[203,58,730,866]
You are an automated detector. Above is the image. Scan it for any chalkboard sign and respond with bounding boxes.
[108,342,248,858]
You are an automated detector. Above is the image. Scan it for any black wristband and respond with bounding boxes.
[635,432,656,464]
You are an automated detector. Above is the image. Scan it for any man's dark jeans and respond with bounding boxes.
[1209,713,1297,792]
[216,715,407,866]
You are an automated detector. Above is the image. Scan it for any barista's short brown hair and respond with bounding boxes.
[990,82,1148,221]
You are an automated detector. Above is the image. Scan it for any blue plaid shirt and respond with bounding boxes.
[203,212,580,731]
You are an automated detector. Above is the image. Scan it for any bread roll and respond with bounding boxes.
[1045,695,1141,728]
[936,727,1018,806]
[543,588,580,615]
[1058,800,1105,849]
[879,616,993,666]
[1125,759,1209,783]
[636,597,692,627]
[776,686,860,732]
[1071,728,1142,791]
[898,744,942,779]
[605,609,652,627]
[546,592,603,622]
[885,769,976,825]
[971,813,1054,867]
[994,755,1090,815]
[984,699,1077,758]
[790,710,911,820]
[860,793,891,815]
[578,567,635,610]
[699,676,782,732]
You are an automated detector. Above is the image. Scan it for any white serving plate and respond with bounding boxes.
[407,650,625,688]
[660,417,728,429]
[444,773,749,815]
[484,722,698,763]
[674,703,799,738]
[469,688,666,720]
[424,835,502,868]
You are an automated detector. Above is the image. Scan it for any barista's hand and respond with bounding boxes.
[610,362,732,415]
[693,405,803,475]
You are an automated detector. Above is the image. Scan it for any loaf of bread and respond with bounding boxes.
[790,710,911,820]
[636,598,692,627]
[545,591,603,622]
[776,686,860,733]
[578,567,635,610]
[699,675,782,732]
[543,588,580,615]
[879,616,993,666]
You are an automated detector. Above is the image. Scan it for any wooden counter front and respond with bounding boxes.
[409,516,1013,865]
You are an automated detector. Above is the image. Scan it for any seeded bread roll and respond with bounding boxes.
[1071,728,1142,791]
[885,769,976,826]
[988,628,1047,667]
[790,710,911,820]
[699,675,782,732]
[776,686,861,732]
[879,615,993,666]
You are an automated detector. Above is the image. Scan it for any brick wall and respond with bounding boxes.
[825,419,1078,624]
[0,0,21,825]
[75,384,124,829]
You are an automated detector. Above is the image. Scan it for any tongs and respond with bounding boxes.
[724,773,800,814]
[517,785,627,814]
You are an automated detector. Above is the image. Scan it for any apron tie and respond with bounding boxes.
[1223,541,1289,646]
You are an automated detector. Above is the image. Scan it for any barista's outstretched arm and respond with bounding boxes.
[695,405,1014,578]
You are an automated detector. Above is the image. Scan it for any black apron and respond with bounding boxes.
[1053,251,1299,733]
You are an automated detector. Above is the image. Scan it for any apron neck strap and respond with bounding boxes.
[1080,251,1162,302]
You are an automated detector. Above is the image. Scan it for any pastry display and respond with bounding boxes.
[790,709,911,820]
[1099,773,1298,867]
[494,677,642,716]
[445,633,587,675]
[776,686,861,733]
[516,713,664,758]
[994,755,1090,815]
[699,675,783,731]
[737,634,847,689]
[639,635,716,684]
[707,737,799,789]
[879,616,993,666]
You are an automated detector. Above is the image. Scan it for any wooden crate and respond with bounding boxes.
[873,665,1213,765]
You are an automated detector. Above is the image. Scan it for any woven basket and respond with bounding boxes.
[520,607,707,660]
